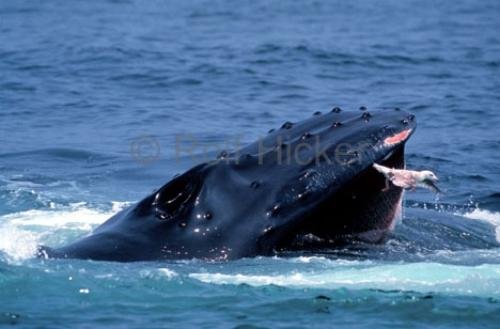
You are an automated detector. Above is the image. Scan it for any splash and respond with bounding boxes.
[464,208,500,242]
[0,226,39,262]
[0,202,129,262]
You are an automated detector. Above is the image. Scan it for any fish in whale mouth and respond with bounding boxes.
[38,107,416,261]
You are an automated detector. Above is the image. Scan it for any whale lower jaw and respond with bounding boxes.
[276,145,406,251]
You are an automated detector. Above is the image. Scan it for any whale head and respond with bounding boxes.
[39,107,416,261]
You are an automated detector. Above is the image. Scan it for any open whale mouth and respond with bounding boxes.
[275,143,409,252]
[317,134,413,243]
[263,113,417,252]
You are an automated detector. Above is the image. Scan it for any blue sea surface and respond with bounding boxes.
[1,0,500,328]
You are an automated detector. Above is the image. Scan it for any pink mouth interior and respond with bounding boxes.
[384,129,412,146]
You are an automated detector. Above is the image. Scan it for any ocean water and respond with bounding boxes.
[1,0,500,328]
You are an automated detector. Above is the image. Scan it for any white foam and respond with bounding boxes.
[189,262,500,296]
[139,268,178,280]
[291,256,330,264]
[0,226,39,262]
[4,207,109,229]
[0,202,129,262]
[288,256,371,266]
[464,208,500,242]
[158,268,178,279]
[190,272,315,286]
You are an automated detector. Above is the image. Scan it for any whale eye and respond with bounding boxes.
[153,171,200,220]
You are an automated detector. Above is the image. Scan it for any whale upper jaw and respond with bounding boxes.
[38,108,416,261]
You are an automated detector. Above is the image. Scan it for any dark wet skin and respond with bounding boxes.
[38,107,416,261]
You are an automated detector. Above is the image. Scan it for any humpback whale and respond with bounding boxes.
[38,107,416,261]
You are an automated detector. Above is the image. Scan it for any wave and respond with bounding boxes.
[0,204,498,314]
[188,259,500,297]
[0,148,115,162]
